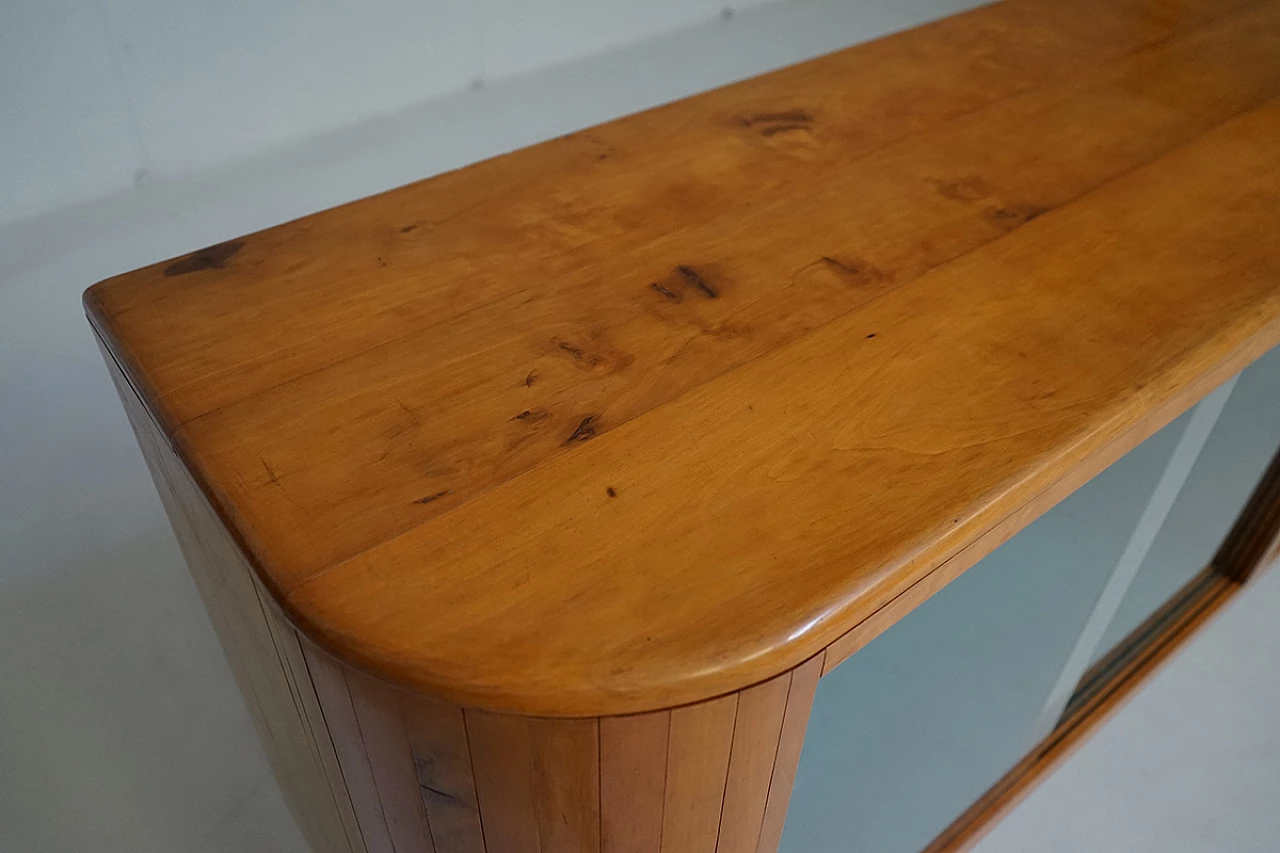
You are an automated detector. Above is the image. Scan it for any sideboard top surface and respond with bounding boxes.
[86,0,1280,716]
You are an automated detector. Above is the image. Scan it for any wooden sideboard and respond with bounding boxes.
[85,0,1280,849]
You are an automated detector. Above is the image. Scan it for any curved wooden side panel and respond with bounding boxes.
[101,342,367,853]
[302,642,823,853]
[103,339,824,853]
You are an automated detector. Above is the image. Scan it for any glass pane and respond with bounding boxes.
[1090,344,1280,663]
[779,407,1193,853]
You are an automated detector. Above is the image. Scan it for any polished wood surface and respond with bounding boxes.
[101,348,368,853]
[304,645,821,853]
[86,0,1280,718]
[107,336,825,852]
[599,713,668,852]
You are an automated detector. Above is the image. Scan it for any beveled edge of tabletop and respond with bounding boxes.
[79,0,1280,717]
[86,262,1280,718]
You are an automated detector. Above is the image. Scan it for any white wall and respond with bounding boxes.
[975,560,1280,853]
[9,3,1280,852]
[0,1,986,851]
[1,0,791,227]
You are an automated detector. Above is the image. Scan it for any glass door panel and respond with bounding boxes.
[779,407,1193,853]
[1089,344,1280,664]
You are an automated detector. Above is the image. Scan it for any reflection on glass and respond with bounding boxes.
[1089,344,1280,664]
[779,408,1193,853]
[778,347,1280,853]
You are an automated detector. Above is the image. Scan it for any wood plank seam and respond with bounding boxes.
[306,647,401,853]
[657,712,672,853]
[660,706,675,853]
[755,653,823,853]
[91,0,1261,435]
[101,342,366,853]
[282,108,1280,712]
[84,4,1280,849]
[253,584,366,853]
[88,3,1280,716]
[822,315,1280,678]
[710,694,741,853]
[458,713,495,853]
[279,86,1280,609]
[380,682,437,853]
[405,696,440,853]
[715,674,789,853]
[343,669,405,851]
[597,719,603,853]
[300,648,376,853]
[456,710,490,853]
[747,671,793,853]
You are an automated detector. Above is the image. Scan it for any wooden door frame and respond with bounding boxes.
[923,445,1280,853]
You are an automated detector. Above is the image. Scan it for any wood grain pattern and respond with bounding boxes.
[105,329,826,852]
[661,695,738,853]
[400,696,486,853]
[258,591,369,853]
[466,710,541,853]
[345,671,435,853]
[715,677,790,853]
[305,646,397,853]
[320,670,817,853]
[530,718,602,852]
[283,95,1280,716]
[169,1,1280,590]
[818,371,1257,674]
[92,0,1280,593]
[86,0,1280,717]
[90,0,1280,840]
[89,0,1254,431]
[100,342,366,853]
[755,656,823,853]
[601,712,669,853]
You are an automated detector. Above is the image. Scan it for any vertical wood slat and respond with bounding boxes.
[407,667,818,853]
[715,675,791,853]
[531,718,602,852]
[258,588,369,853]
[467,709,542,853]
[306,646,399,853]
[601,712,670,853]
[401,696,487,853]
[346,671,437,853]
[103,344,366,853]
[756,655,824,853]
[661,694,739,853]
[107,344,825,853]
